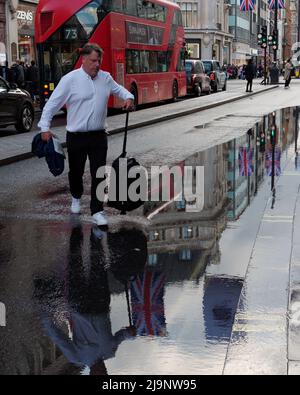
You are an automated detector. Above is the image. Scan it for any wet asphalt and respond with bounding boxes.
[0,107,299,375]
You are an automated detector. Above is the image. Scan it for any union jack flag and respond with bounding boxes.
[268,0,285,9]
[265,148,281,176]
[239,147,254,177]
[131,270,166,337]
[240,0,256,11]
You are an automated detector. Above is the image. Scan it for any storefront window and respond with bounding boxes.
[17,3,37,64]
[18,35,35,64]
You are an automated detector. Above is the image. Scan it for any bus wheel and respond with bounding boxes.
[130,84,138,108]
[172,80,178,101]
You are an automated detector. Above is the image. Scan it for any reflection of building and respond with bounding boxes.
[226,124,265,220]
[145,145,229,278]
[203,276,243,341]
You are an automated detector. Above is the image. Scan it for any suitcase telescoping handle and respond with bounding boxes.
[122,111,130,158]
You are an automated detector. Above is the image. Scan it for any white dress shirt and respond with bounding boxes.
[42,313,132,366]
[38,67,134,133]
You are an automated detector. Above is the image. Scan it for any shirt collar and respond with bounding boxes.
[80,66,100,80]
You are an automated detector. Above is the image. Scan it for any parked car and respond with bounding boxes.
[202,60,227,92]
[185,59,211,96]
[0,76,34,133]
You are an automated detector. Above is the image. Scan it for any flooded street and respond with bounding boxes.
[0,107,299,375]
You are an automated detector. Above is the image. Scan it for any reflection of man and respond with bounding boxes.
[36,224,136,374]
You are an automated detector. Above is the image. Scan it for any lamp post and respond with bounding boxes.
[270,0,280,84]
[274,0,278,62]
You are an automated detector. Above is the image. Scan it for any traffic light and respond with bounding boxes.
[261,26,268,49]
[259,131,266,153]
[258,33,263,46]
[270,127,276,146]
[268,34,273,46]
[272,30,278,51]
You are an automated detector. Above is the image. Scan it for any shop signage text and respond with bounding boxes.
[17,10,33,22]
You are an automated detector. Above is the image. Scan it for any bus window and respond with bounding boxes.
[137,0,147,18]
[140,51,150,73]
[126,50,140,74]
[121,0,137,16]
[157,52,167,72]
[173,9,183,26]
[176,48,185,72]
[137,0,166,22]
[156,6,166,22]
[149,51,158,72]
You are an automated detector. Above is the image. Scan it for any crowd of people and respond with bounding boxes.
[223,60,295,81]
[0,59,40,103]
[222,59,296,91]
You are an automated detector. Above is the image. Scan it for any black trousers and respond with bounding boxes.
[285,76,292,87]
[246,79,253,92]
[66,131,108,215]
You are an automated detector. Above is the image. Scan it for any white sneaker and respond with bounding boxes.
[71,198,81,214]
[92,211,108,226]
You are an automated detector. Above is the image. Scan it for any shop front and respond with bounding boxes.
[17,1,37,64]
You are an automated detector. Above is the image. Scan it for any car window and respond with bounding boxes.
[185,62,193,73]
[0,79,7,92]
[194,62,201,73]
[215,62,220,71]
[203,61,212,73]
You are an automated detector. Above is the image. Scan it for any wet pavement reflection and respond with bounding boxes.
[0,107,299,375]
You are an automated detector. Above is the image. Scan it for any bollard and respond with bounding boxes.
[270,65,279,84]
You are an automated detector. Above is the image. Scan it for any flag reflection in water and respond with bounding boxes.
[131,269,167,337]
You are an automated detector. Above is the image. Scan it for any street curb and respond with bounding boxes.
[107,85,279,136]
[0,85,278,168]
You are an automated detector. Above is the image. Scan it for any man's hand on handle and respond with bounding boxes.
[123,99,135,111]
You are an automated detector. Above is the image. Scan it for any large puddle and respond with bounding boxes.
[0,107,299,375]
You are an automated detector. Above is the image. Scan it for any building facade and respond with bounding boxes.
[5,0,38,66]
[229,0,271,65]
[0,0,6,65]
[175,0,234,64]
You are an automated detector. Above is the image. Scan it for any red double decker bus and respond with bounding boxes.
[35,0,186,108]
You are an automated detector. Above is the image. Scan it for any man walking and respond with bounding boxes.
[245,59,255,93]
[38,43,134,225]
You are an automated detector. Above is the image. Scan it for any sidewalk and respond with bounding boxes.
[0,81,277,167]
[221,143,300,375]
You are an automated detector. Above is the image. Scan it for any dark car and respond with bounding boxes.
[185,59,211,96]
[0,76,34,133]
[202,60,227,93]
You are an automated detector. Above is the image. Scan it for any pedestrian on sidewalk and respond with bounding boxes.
[27,60,39,102]
[38,43,134,226]
[245,59,255,92]
[284,59,293,89]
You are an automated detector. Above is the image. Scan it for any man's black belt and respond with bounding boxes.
[67,130,106,135]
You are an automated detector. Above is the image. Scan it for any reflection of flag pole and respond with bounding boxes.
[271,140,276,191]
[125,282,133,327]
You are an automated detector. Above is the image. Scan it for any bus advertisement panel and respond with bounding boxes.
[35,0,187,108]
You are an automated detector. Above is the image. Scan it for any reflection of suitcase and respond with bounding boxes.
[107,112,146,215]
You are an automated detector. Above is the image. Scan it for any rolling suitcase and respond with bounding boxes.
[107,112,146,215]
